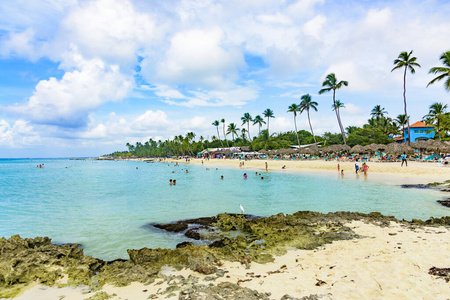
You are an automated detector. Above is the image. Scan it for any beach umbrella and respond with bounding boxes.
[385,143,413,154]
[350,145,365,153]
[258,149,268,154]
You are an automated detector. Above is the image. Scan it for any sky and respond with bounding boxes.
[0,0,449,158]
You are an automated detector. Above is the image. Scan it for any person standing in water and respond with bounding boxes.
[363,163,369,176]
[265,162,268,172]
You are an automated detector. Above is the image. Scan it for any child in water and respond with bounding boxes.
[243,173,247,179]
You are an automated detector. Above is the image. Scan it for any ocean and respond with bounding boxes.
[0,158,448,261]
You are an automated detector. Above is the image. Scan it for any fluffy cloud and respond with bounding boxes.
[0,119,40,147]
[6,50,132,128]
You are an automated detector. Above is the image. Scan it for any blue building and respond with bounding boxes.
[404,121,435,142]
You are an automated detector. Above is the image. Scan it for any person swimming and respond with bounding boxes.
[243,173,247,179]
[169,179,173,185]
[220,175,224,180]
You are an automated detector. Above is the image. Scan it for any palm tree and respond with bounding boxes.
[395,114,408,141]
[331,100,345,136]
[427,51,450,91]
[186,132,196,155]
[221,118,229,147]
[318,73,348,144]
[423,102,448,140]
[287,103,301,146]
[241,113,253,146]
[391,50,421,144]
[371,105,388,119]
[299,94,318,145]
[227,123,240,144]
[212,120,224,147]
[253,115,266,135]
[240,128,248,142]
[263,109,275,137]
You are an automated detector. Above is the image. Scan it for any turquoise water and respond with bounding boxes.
[0,158,448,260]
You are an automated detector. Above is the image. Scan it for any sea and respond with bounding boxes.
[0,158,448,261]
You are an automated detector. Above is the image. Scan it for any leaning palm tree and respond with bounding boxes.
[299,94,319,145]
[395,114,408,141]
[371,105,388,119]
[423,102,448,141]
[391,50,421,144]
[212,120,224,147]
[241,113,253,146]
[318,73,348,145]
[287,103,301,146]
[253,115,266,135]
[220,118,229,147]
[263,109,275,137]
[332,100,345,130]
[427,51,450,91]
[226,123,240,145]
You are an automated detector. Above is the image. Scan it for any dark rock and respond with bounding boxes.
[429,267,450,282]
[401,184,431,189]
[178,282,271,300]
[437,199,450,208]
[185,228,201,240]
[176,241,194,249]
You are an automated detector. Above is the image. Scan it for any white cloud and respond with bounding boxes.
[0,119,40,147]
[149,28,245,89]
[5,49,132,128]
[303,14,326,39]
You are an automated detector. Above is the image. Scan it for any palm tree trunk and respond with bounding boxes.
[223,124,229,147]
[247,122,253,148]
[267,118,270,137]
[216,127,224,147]
[307,109,317,144]
[333,89,347,145]
[293,114,300,146]
[403,66,411,144]
[438,119,442,141]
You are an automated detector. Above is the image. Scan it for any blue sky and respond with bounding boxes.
[0,0,449,158]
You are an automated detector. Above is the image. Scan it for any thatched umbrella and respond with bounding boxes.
[385,143,414,154]
[258,149,268,154]
[306,147,318,155]
[350,145,365,153]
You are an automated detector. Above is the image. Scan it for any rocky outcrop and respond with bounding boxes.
[1,211,448,298]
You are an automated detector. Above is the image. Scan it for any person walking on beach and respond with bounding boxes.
[337,164,340,172]
[401,152,408,167]
[265,162,268,171]
[355,160,359,174]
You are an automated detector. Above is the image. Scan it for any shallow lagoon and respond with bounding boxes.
[0,158,448,260]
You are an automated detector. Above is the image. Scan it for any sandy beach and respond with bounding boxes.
[15,221,450,300]
[166,157,450,185]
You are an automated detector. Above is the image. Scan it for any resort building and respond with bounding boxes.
[403,121,435,142]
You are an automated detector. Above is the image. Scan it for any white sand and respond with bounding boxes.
[15,221,450,300]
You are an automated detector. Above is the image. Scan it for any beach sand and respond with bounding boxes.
[179,158,450,184]
[12,158,450,299]
[16,221,450,299]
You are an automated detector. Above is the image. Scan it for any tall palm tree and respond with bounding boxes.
[391,50,421,144]
[427,51,450,91]
[287,103,301,146]
[221,118,229,147]
[371,105,388,119]
[395,114,408,141]
[299,94,319,144]
[253,115,266,135]
[318,73,348,144]
[227,123,240,144]
[186,132,196,155]
[212,120,224,147]
[423,102,448,140]
[263,109,275,137]
[241,113,253,145]
[240,128,248,142]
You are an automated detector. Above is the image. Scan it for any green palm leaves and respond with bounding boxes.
[427,51,450,91]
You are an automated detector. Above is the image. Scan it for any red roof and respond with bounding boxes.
[409,121,434,128]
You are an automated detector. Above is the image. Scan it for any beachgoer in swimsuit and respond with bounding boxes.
[401,152,407,167]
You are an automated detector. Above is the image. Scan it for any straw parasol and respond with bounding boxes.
[385,143,414,154]
[258,149,268,154]
[350,145,365,153]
